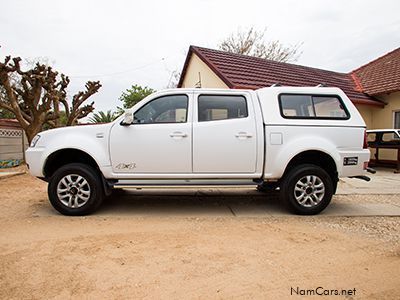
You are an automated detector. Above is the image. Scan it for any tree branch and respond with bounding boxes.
[0,53,102,142]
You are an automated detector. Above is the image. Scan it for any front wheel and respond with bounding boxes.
[280,164,333,215]
[48,163,104,216]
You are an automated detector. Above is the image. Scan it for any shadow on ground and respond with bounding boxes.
[99,189,283,216]
[36,188,285,217]
[34,188,400,217]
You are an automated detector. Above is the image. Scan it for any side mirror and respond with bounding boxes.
[121,110,133,126]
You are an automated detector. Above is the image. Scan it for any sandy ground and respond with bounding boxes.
[0,172,399,299]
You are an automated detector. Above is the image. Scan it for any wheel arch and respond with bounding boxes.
[43,148,101,179]
[283,150,339,193]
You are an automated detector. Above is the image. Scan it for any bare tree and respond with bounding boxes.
[218,27,302,63]
[0,54,101,143]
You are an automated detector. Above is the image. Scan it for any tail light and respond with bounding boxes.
[363,130,368,149]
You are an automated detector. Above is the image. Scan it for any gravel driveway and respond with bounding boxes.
[0,170,399,299]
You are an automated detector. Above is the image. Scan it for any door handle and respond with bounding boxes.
[169,132,187,138]
[235,132,253,139]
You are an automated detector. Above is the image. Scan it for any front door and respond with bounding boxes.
[109,93,192,174]
[193,93,257,173]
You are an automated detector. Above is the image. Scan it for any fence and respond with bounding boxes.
[0,119,28,168]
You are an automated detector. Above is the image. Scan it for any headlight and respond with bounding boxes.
[30,135,41,147]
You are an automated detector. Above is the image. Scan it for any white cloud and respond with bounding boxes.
[1,0,399,112]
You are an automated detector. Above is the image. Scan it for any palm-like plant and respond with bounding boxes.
[88,110,117,123]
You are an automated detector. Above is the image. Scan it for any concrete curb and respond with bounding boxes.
[0,171,27,180]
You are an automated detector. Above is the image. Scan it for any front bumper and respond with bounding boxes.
[25,146,46,177]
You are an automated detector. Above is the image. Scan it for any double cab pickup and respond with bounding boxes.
[26,86,371,215]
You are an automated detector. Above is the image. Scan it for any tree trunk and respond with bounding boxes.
[25,121,43,144]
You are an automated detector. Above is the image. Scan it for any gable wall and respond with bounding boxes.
[181,54,229,89]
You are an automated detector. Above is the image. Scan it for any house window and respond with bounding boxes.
[394,111,400,129]
[198,95,248,122]
[279,94,349,119]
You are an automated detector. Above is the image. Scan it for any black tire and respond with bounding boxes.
[280,164,333,215]
[48,163,104,216]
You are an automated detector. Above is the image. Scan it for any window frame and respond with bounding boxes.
[197,93,249,122]
[393,110,400,129]
[278,93,351,120]
[131,94,189,125]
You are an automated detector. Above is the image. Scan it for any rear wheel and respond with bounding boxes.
[280,164,333,215]
[48,163,104,216]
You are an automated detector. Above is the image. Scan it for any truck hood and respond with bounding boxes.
[33,123,113,147]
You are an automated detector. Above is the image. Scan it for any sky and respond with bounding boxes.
[1,0,399,113]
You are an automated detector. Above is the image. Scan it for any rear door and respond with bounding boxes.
[192,92,257,173]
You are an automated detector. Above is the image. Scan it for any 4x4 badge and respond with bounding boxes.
[115,163,137,170]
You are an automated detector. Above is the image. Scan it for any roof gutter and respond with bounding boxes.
[351,98,385,108]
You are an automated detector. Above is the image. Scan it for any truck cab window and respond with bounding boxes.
[198,95,248,122]
[134,95,188,124]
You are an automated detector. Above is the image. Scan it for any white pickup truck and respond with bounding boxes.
[26,86,371,216]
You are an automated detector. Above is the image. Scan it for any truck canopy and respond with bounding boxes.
[255,86,366,127]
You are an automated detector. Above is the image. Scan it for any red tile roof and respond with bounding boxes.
[0,119,21,129]
[351,47,400,95]
[178,46,384,107]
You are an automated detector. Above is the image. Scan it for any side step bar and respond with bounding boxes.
[109,179,260,189]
